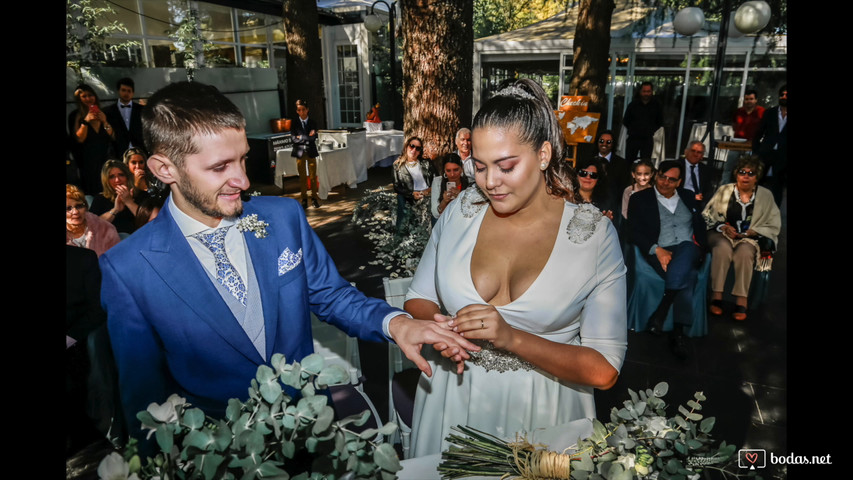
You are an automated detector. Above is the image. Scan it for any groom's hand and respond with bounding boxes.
[388,315,481,377]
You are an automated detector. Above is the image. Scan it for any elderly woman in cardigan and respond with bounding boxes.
[703,155,781,321]
[66,184,120,257]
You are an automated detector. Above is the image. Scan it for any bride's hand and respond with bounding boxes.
[430,313,472,374]
[448,304,516,350]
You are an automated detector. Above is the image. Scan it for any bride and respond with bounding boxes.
[404,79,628,457]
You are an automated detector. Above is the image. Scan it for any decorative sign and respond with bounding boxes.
[559,95,590,111]
[556,110,601,144]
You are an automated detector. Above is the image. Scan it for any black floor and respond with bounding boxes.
[67,165,791,478]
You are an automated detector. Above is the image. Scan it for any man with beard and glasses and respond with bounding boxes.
[99,82,479,453]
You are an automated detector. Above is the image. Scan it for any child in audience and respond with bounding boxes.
[621,158,655,220]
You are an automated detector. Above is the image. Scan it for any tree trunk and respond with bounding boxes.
[570,0,614,159]
[400,0,473,165]
[282,0,327,128]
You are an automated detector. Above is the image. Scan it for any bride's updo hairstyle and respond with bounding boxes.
[472,78,577,201]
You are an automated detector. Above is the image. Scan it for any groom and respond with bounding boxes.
[99,81,477,446]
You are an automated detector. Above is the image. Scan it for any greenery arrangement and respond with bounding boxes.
[97,353,402,480]
[439,382,761,480]
[66,0,140,75]
[351,187,432,278]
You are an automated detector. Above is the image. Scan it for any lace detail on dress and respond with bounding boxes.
[468,340,535,372]
[460,185,489,218]
[566,203,602,244]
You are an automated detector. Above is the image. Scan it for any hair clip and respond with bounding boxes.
[493,85,535,101]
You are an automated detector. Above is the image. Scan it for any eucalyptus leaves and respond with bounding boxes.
[98,353,401,480]
[439,382,761,480]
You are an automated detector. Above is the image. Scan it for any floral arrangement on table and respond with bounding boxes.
[351,187,432,278]
[439,382,762,480]
[97,353,402,480]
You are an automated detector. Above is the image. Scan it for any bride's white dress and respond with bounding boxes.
[406,187,628,457]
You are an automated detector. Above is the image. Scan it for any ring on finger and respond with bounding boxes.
[480,319,485,329]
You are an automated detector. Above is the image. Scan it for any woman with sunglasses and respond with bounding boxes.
[393,136,436,235]
[575,156,615,221]
[702,155,780,321]
[66,184,120,257]
[405,79,627,456]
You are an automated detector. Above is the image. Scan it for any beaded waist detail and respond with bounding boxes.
[467,340,535,372]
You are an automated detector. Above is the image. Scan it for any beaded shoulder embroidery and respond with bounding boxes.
[459,185,489,218]
[565,203,602,244]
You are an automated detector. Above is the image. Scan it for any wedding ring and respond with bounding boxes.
[481,320,485,329]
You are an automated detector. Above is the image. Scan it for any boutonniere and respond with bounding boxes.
[236,214,269,238]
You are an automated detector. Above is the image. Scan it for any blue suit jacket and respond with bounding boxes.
[99,196,401,440]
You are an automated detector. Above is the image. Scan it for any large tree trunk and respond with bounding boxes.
[401,0,473,165]
[569,0,614,159]
[282,0,327,128]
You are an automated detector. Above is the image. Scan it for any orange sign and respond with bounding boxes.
[555,110,601,144]
[559,95,590,111]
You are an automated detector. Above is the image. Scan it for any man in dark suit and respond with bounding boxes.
[100,82,479,453]
[104,77,146,157]
[627,160,707,360]
[622,82,663,161]
[680,140,714,209]
[594,129,631,217]
[754,84,787,207]
[291,99,321,208]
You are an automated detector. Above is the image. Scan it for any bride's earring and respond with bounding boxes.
[540,161,548,171]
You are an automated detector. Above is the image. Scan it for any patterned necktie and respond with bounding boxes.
[191,226,247,306]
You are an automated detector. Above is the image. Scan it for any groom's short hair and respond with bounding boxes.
[142,81,246,168]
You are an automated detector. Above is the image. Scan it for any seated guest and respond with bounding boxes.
[594,129,631,210]
[123,147,151,193]
[89,160,150,234]
[621,158,655,221]
[703,155,780,321]
[431,153,470,219]
[393,136,436,235]
[627,159,707,360]
[66,184,120,257]
[680,141,713,209]
[576,157,615,221]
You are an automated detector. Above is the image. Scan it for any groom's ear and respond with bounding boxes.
[148,154,179,185]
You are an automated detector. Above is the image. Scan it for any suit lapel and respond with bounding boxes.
[142,203,264,363]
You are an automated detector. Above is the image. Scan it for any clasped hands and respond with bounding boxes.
[389,304,513,376]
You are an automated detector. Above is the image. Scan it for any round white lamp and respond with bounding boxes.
[673,7,705,36]
[734,1,771,34]
[363,14,384,33]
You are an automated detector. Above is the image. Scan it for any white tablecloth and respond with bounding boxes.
[319,130,369,183]
[397,418,594,480]
[274,147,358,200]
[366,130,405,167]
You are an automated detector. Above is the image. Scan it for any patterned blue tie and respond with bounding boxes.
[191,226,247,306]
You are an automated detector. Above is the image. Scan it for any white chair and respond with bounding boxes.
[617,125,666,166]
[382,276,420,459]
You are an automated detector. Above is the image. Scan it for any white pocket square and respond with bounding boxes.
[278,247,303,275]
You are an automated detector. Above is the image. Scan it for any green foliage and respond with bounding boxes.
[440,382,763,479]
[66,0,140,74]
[473,0,571,38]
[351,187,432,278]
[98,353,400,480]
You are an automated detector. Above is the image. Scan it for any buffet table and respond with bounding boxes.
[366,129,405,167]
[397,418,594,480]
[274,147,358,200]
[318,130,370,183]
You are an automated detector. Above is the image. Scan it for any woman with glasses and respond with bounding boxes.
[703,155,780,321]
[66,184,120,257]
[393,136,436,235]
[405,79,627,456]
[575,156,614,221]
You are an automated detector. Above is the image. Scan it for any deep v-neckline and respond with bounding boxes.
[467,201,566,308]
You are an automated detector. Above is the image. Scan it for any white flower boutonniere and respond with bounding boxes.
[236,214,269,238]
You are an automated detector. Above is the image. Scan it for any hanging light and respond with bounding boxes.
[364,13,384,33]
[673,7,705,36]
[734,1,771,34]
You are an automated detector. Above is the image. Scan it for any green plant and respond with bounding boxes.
[66,0,140,75]
[98,353,402,480]
[439,382,762,480]
[351,187,432,278]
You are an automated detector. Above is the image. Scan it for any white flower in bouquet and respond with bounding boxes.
[97,452,140,480]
